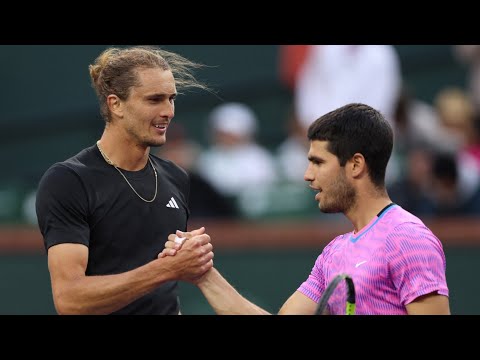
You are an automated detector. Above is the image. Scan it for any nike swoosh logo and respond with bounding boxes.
[355,260,367,268]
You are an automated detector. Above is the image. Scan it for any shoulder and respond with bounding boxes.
[385,206,431,232]
[149,153,188,179]
[383,206,442,250]
[150,154,190,194]
[38,145,99,191]
[322,233,350,256]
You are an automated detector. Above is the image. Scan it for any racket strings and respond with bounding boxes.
[316,273,356,315]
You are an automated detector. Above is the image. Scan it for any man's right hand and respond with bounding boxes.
[157,227,214,283]
[158,226,205,258]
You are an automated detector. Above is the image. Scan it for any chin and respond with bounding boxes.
[146,138,166,147]
[319,203,341,214]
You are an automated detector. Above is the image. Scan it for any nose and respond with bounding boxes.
[163,100,175,120]
[304,164,313,182]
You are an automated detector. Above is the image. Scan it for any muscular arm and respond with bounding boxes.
[48,244,173,315]
[48,232,213,315]
[406,292,450,315]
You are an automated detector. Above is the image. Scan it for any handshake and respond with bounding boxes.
[158,226,214,284]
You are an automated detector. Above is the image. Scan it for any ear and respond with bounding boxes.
[107,94,123,118]
[350,153,366,178]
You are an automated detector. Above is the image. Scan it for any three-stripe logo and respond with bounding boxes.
[166,197,179,209]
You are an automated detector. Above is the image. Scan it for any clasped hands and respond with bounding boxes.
[158,226,214,282]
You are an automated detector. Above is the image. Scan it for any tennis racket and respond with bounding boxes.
[315,273,356,315]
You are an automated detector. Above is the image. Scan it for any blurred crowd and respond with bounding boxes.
[16,45,480,223]
[159,45,480,222]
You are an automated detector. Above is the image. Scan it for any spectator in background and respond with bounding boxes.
[430,152,480,216]
[291,46,401,186]
[454,45,480,113]
[434,87,480,203]
[434,87,476,149]
[388,85,462,188]
[275,107,310,183]
[294,45,401,129]
[156,123,237,219]
[196,102,278,199]
[388,142,435,217]
[393,85,461,156]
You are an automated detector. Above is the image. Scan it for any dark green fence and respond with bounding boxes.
[0,247,477,315]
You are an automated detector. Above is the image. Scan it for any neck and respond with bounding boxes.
[98,127,150,171]
[345,188,392,233]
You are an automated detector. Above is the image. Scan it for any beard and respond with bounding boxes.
[319,171,356,213]
[126,125,167,148]
[144,137,166,147]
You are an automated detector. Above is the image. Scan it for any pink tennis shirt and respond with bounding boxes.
[298,204,449,314]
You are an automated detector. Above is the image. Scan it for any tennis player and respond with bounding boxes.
[36,46,214,315]
[161,103,450,315]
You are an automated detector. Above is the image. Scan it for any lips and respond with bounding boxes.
[310,187,322,201]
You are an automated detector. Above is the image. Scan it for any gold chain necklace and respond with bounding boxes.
[96,141,158,203]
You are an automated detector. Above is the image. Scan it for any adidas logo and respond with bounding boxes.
[166,197,179,209]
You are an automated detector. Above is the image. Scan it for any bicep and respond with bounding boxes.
[406,292,450,315]
[48,243,89,291]
[278,291,318,315]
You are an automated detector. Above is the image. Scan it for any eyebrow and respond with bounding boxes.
[308,155,323,163]
[146,92,177,99]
